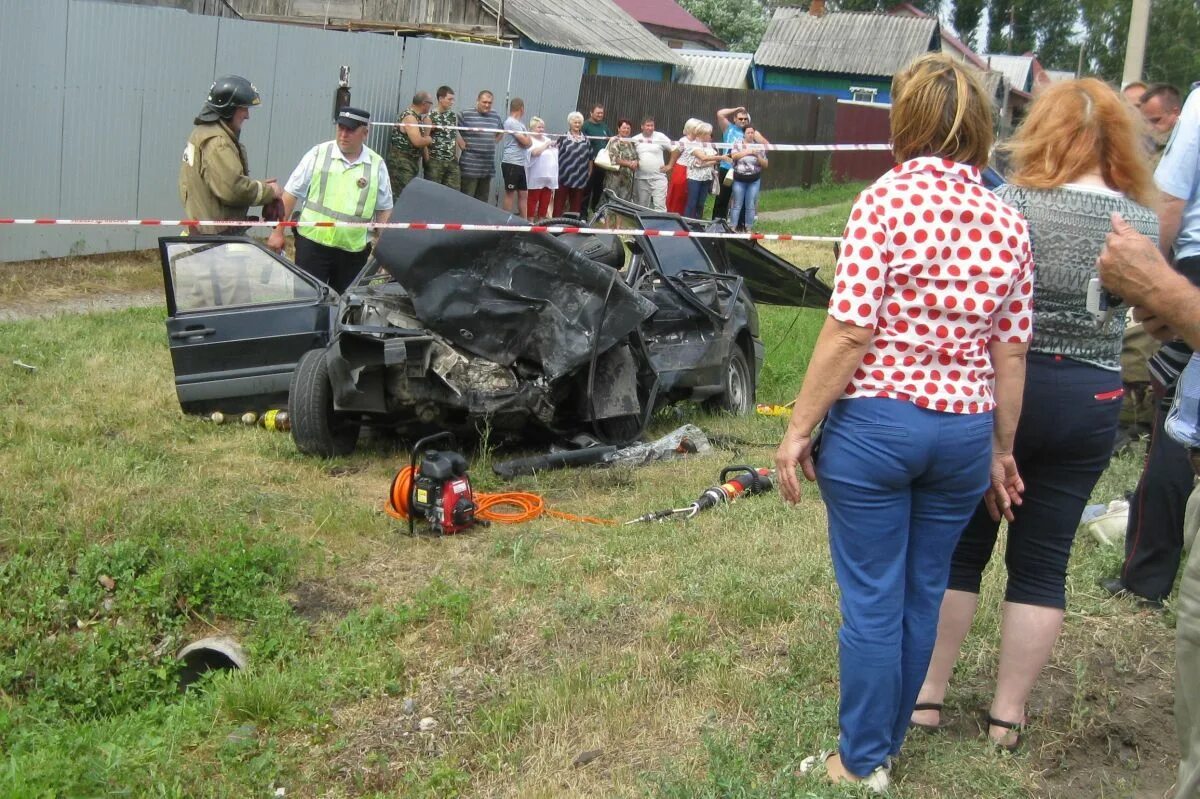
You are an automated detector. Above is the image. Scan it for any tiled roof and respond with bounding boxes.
[610,0,713,36]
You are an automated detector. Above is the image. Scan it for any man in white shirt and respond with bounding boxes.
[633,117,677,212]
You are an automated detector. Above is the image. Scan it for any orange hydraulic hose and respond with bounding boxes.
[385,465,616,526]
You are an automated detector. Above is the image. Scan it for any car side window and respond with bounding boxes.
[166,241,317,312]
[640,218,712,278]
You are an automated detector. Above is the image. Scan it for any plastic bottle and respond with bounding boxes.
[240,412,259,425]
[262,409,291,432]
[210,411,230,424]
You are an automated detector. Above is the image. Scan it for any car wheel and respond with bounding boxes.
[705,345,755,415]
[290,348,360,456]
[594,414,643,446]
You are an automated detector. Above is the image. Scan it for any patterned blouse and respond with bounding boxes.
[995,183,1159,370]
[558,132,591,189]
[831,157,1034,414]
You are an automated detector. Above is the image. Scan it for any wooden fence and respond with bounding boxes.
[577,76,838,189]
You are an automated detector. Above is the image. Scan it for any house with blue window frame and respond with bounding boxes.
[753,3,939,103]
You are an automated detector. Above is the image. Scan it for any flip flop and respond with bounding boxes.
[985,714,1024,752]
[909,701,945,732]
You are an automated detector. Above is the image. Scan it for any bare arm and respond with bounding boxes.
[1099,212,1200,348]
[984,340,1028,521]
[716,106,742,134]
[266,190,300,252]
[774,316,874,503]
[402,114,433,148]
[1159,192,1187,259]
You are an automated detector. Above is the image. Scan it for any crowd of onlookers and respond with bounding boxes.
[384,88,773,230]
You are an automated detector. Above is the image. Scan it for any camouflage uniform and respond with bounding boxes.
[424,107,460,190]
[387,106,425,195]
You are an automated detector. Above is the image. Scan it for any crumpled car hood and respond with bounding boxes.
[374,180,656,380]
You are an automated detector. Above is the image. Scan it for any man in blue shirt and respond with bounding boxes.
[712,105,748,222]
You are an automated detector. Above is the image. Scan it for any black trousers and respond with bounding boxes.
[949,354,1124,608]
[294,233,370,294]
[710,174,746,228]
[1121,387,1192,601]
[585,165,607,214]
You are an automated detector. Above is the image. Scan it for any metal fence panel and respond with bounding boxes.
[577,75,839,189]
[0,0,70,260]
[0,2,582,263]
[135,8,220,250]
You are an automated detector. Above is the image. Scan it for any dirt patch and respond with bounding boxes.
[0,290,160,322]
[286,580,360,624]
[755,202,847,223]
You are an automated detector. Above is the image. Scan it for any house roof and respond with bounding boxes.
[755,7,939,76]
[983,53,1035,93]
[888,3,987,71]
[483,0,684,66]
[610,0,712,36]
[676,49,753,89]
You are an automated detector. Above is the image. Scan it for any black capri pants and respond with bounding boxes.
[948,353,1124,608]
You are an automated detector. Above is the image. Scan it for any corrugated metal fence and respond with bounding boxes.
[577,75,839,189]
[0,0,583,263]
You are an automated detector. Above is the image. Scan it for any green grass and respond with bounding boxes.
[757,181,867,213]
[0,203,1178,797]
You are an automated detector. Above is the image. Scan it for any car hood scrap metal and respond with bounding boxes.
[374,181,657,380]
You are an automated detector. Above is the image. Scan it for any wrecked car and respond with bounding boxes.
[158,179,831,456]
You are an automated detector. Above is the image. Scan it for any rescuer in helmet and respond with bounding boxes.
[179,75,278,235]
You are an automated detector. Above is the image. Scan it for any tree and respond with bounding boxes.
[678,0,770,53]
[832,0,941,12]
[1081,0,1200,91]
[952,0,986,52]
[985,0,1077,70]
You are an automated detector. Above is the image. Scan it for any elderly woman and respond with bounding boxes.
[553,111,591,217]
[603,119,638,202]
[524,116,558,222]
[911,79,1160,750]
[666,118,700,215]
[775,52,1033,792]
[683,122,724,219]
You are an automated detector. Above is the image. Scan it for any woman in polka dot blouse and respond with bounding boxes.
[913,79,1160,751]
[775,53,1033,792]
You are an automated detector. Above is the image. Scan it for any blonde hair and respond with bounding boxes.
[529,116,545,130]
[683,117,702,137]
[890,53,993,167]
[1004,78,1156,207]
[695,122,713,138]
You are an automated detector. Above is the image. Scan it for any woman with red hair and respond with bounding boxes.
[912,78,1160,750]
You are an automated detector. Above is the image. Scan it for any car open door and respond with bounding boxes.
[158,236,333,415]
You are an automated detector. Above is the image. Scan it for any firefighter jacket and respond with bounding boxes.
[179,121,274,234]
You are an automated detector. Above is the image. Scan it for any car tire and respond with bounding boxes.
[705,345,755,415]
[290,348,360,457]
[594,414,643,446]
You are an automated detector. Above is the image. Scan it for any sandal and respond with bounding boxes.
[798,750,890,794]
[985,714,1024,752]
[909,702,945,732]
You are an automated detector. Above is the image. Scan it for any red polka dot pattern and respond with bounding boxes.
[829,157,1033,414]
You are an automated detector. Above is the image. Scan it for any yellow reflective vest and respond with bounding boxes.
[298,142,381,252]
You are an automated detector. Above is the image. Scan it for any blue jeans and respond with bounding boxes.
[685,178,710,219]
[816,398,993,776]
[729,178,761,230]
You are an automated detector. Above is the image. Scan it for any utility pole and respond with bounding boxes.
[1122,0,1152,87]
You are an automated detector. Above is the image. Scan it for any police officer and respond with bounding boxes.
[179,75,278,234]
[267,108,393,293]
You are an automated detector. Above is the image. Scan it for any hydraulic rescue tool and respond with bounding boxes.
[625,465,774,523]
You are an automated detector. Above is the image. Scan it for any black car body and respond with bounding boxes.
[159,180,831,456]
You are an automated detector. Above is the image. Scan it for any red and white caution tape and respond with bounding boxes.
[369,120,888,152]
[0,217,841,243]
